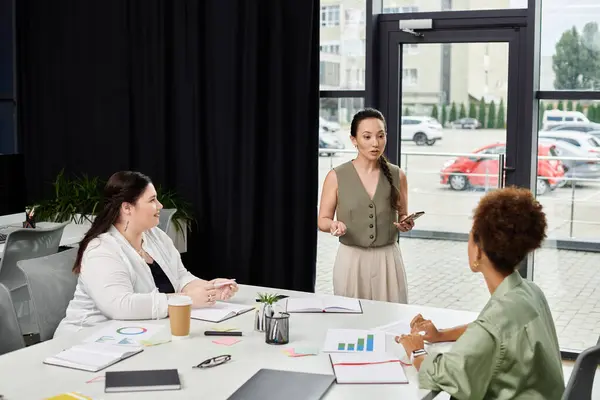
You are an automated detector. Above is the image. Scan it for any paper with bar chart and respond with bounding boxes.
[322,329,386,353]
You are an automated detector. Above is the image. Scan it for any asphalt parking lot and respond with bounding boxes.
[318,128,600,241]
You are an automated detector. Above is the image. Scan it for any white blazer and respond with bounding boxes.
[54,225,199,337]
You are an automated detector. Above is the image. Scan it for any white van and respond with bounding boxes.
[542,110,589,130]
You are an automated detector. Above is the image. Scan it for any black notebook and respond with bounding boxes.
[105,369,181,393]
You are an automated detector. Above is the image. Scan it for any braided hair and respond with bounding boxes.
[350,108,400,212]
[73,171,152,273]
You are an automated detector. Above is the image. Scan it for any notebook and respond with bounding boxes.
[329,353,408,384]
[227,369,335,400]
[105,369,181,393]
[285,296,362,314]
[43,342,143,372]
[191,301,254,323]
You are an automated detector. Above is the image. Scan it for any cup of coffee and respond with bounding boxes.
[168,295,192,339]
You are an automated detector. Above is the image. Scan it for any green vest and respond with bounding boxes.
[334,161,400,248]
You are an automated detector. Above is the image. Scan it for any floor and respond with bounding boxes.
[315,230,600,351]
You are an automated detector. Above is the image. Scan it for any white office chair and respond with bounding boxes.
[158,208,177,233]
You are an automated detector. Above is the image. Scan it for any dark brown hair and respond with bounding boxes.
[472,186,547,275]
[73,171,152,273]
[350,108,399,211]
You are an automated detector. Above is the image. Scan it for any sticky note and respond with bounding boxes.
[210,326,237,332]
[45,393,93,400]
[212,337,241,346]
[282,347,319,357]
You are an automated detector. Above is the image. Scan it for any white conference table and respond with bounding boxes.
[0,213,89,257]
[0,284,590,400]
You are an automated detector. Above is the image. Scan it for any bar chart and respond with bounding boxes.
[324,329,385,353]
[336,334,374,352]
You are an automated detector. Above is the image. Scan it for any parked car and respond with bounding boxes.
[450,118,482,129]
[539,138,600,186]
[542,110,589,130]
[319,117,341,133]
[319,130,344,156]
[545,122,600,133]
[538,130,600,155]
[401,116,443,146]
[440,142,565,195]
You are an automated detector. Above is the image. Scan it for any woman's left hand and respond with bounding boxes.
[394,215,415,232]
[211,278,239,300]
[395,334,425,358]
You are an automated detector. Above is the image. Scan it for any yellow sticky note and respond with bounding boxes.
[45,393,93,400]
[211,326,237,332]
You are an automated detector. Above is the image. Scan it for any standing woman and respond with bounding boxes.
[318,108,414,303]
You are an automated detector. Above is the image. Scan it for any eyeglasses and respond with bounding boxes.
[193,354,231,369]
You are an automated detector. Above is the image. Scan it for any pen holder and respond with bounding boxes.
[264,312,290,345]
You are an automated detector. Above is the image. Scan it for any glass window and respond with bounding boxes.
[321,5,340,27]
[535,99,600,351]
[540,0,600,90]
[320,61,341,87]
[320,1,366,90]
[382,0,526,13]
[316,96,364,293]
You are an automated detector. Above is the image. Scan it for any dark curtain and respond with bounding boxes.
[16,0,320,292]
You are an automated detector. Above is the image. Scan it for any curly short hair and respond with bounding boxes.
[471,187,547,275]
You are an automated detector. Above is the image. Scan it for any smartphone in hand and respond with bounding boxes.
[401,211,425,223]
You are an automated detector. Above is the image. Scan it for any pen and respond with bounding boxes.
[204,331,242,336]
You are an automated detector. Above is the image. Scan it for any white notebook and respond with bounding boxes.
[191,301,254,323]
[286,296,362,313]
[329,353,408,384]
[44,342,143,372]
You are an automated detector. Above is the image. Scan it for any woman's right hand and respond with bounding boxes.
[330,221,347,237]
[185,282,218,308]
[410,313,441,343]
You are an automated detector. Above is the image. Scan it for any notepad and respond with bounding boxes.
[286,296,362,314]
[43,342,143,372]
[105,369,181,393]
[329,353,408,384]
[191,301,254,323]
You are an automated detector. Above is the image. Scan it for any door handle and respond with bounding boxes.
[503,166,516,172]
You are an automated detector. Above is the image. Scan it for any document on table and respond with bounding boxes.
[329,353,408,384]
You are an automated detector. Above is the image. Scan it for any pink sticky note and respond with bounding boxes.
[212,337,241,346]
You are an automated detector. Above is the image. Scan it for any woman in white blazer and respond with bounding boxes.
[54,171,238,337]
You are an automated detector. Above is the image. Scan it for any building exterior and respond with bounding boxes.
[320,0,514,121]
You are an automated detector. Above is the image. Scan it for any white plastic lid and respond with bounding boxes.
[168,295,193,306]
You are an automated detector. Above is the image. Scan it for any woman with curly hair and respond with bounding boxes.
[397,187,564,400]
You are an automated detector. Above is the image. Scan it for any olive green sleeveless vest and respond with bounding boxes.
[334,161,400,248]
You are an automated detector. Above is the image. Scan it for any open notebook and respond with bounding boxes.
[191,301,255,323]
[43,342,143,372]
[329,353,408,384]
[286,296,362,314]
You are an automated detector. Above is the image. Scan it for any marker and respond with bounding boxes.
[204,331,242,336]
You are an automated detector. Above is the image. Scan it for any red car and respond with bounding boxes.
[440,143,565,195]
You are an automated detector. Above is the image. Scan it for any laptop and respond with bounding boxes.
[227,369,335,400]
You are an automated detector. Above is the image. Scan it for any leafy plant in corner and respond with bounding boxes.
[33,170,195,233]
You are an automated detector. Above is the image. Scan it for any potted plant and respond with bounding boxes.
[255,293,280,332]
[32,170,195,252]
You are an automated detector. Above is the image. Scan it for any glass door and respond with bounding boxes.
[377,14,528,312]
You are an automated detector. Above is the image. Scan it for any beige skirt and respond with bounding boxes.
[333,242,408,304]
